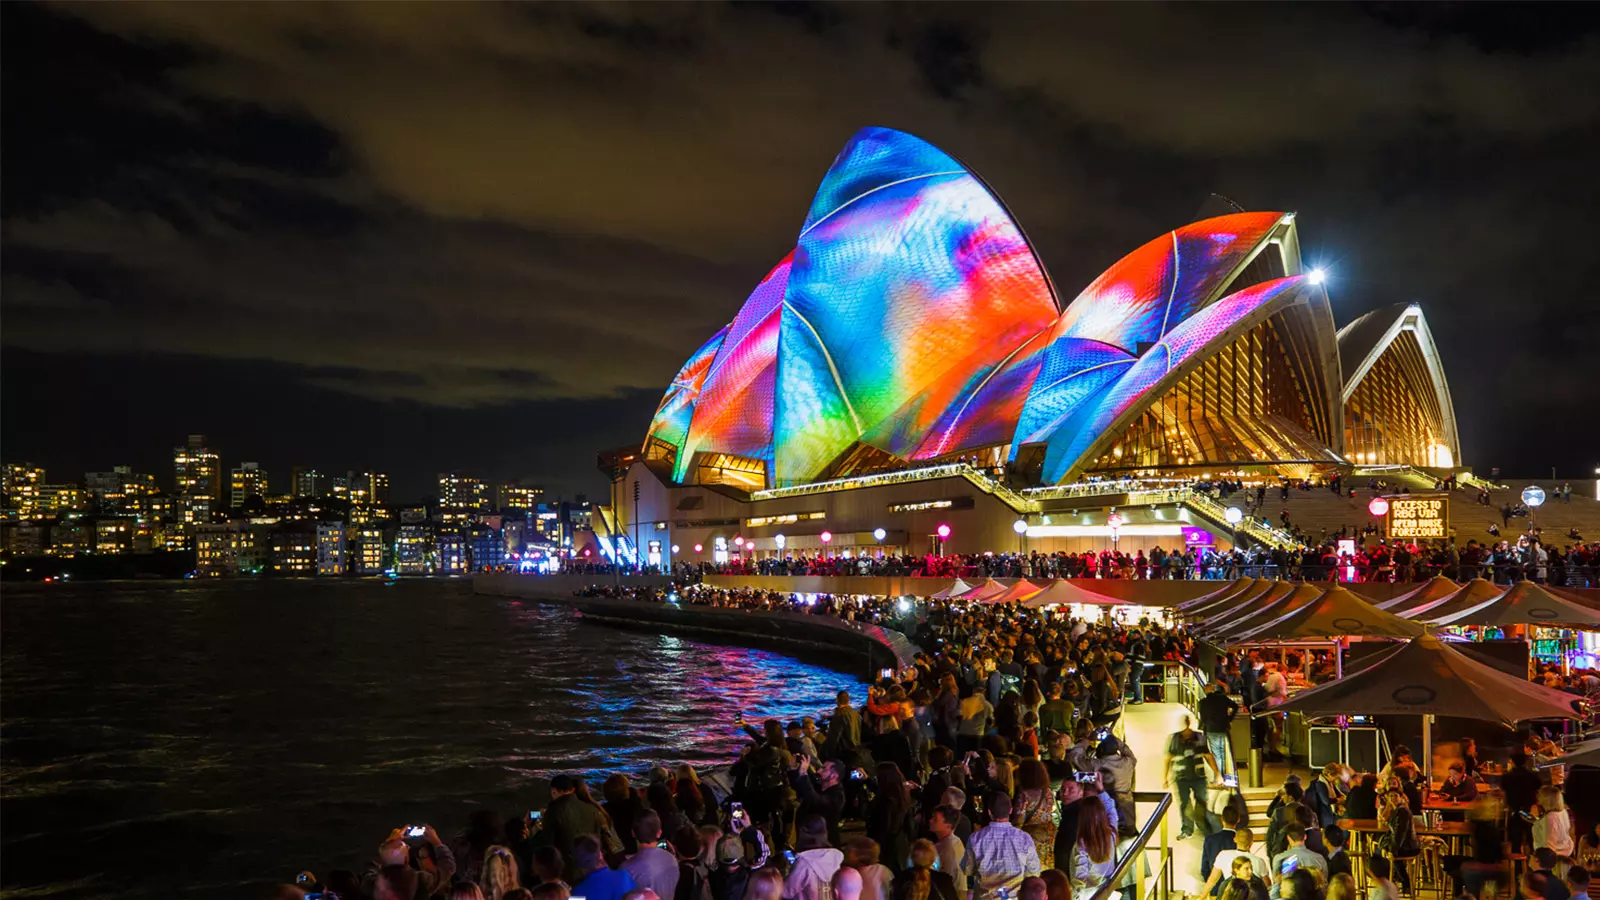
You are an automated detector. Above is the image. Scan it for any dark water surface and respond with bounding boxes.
[1,580,867,899]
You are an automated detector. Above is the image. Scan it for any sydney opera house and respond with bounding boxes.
[605,128,1462,564]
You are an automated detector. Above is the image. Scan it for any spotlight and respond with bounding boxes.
[1308,268,1327,285]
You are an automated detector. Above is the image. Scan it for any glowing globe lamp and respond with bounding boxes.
[936,524,951,540]
[1368,497,1390,517]
[1522,485,1546,508]
[1224,507,1243,525]
[820,530,833,544]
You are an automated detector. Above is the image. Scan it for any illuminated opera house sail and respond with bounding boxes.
[641,127,1458,492]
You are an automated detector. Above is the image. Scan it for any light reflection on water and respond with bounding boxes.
[1,580,867,900]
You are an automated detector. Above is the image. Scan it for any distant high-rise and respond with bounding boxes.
[3,463,45,518]
[174,435,222,524]
[438,473,488,523]
[85,466,159,515]
[316,522,348,575]
[290,466,325,499]
[230,462,268,508]
[495,481,544,511]
[348,471,390,508]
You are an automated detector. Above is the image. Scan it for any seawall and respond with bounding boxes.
[472,573,918,680]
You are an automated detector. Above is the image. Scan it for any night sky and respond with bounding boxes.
[4,3,1598,501]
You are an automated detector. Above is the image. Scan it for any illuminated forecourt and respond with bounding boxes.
[642,127,1460,493]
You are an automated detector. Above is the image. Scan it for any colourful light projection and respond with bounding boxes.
[775,128,1058,484]
[1056,212,1285,353]
[673,255,792,482]
[645,325,726,453]
[1040,275,1310,483]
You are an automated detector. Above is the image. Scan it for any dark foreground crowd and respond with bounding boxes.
[275,603,1206,900]
[274,593,1600,900]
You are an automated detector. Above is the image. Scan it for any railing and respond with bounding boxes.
[747,463,1035,512]
[1096,791,1174,900]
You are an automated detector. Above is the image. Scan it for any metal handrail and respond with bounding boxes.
[1097,790,1174,900]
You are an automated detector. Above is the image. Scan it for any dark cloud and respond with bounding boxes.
[3,1,1598,496]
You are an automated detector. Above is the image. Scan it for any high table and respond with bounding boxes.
[1338,818,1473,895]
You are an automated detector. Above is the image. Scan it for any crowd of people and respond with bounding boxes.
[275,600,1220,900]
[653,537,1600,588]
[278,576,1600,900]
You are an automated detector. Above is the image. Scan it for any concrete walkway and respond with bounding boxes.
[1120,700,1313,898]
[1122,699,1209,896]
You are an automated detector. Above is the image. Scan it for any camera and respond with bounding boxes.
[850,768,868,781]
[1281,858,1298,875]
[878,668,894,681]
[405,826,427,838]
[1074,771,1098,783]
[783,850,797,865]
[729,801,750,831]
[1223,774,1238,788]
[529,810,543,823]
[1094,728,1110,741]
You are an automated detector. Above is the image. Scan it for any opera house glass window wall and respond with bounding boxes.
[643,127,1460,491]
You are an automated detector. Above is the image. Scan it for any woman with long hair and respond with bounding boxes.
[482,845,523,900]
[866,763,917,874]
[1013,759,1058,868]
[1069,792,1118,898]
[742,866,785,900]
[892,838,958,900]
[677,764,714,826]
[604,774,649,855]
[1377,791,1420,893]
[1086,664,1122,730]
[1533,785,1574,856]
[648,779,691,839]
[1020,679,1045,725]
[451,884,487,900]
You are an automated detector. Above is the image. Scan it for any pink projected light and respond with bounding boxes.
[1056,212,1285,353]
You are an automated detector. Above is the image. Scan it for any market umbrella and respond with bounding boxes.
[1229,583,1425,645]
[1023,579,1132,608]
[1194,580,1291,635]
[982,579,1048,605]
[1178,577,1257,615]
[954,578,1009,602]
[1263,632,1582,783]
[1372,575,1460,612]
[1206,582,1324,643]
[927,578,975,600]
[1266,632,1581,725]
[1400,578,1502,621]
[1427,579,1600,629]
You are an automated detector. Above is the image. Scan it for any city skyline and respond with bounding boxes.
[4,4,1600,500]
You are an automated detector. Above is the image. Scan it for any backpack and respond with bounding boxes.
[678,861,714,900]
[749,747,787,794]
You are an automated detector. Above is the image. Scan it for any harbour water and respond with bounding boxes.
[0,579,867,899]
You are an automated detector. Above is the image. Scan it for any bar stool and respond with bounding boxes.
[1415,837,1448,899]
